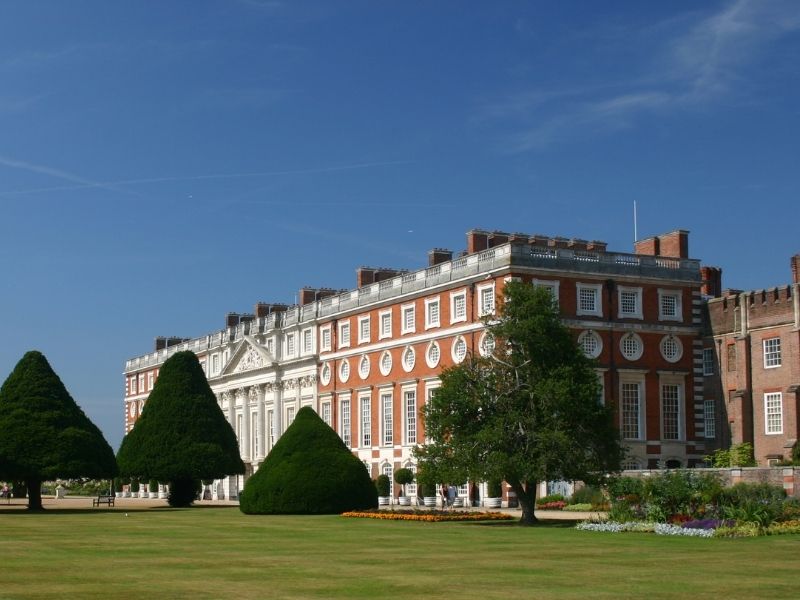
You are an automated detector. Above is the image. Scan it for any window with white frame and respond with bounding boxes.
[764,338,782,368]
[618,286,643,319]
[405,463,417,496]
[402,346,416,372]
[286,406,295,427]
[404,389,417,445]
[478,283,495,316]
[765,392,783,434]
[379,310,392,339]
[130,376,137,395]
[138,374,145,393]
[533,279,560,306]
[703,348,714,376]
[621,381,642,440]
[286,333,296,357]
[147,372,154,390]
[321,327,332,351]
[450,290,467,323]
[381,392,393,446]
[661,384,681,441]
[251,411,259,457]
[578,330,602,359]
[320,362,331,385]
[452,336,467,363]
[358,316,370,344]
[426,341,441,367]
[425,297,440,329]
[382,463,393,495]
[212,354,220,374]
[358,355,370,379]
[267,409,275,448]
[479,332,496,357]
[576,283,602,317]
[339,359,350,383]
[379,350,392,375]
[321,402,332,427]
[703,399,715,439]
[360,396,371,447]
[302,329,312,353]
[340,397,351,447]
[660,335,683,363]
[620,332,644,361]
[338,322,350,348]
[401,304,416,334]
[658,289,682,321]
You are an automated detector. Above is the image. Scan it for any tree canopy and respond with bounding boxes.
[416,281,623,524]
[239,406,377,514]
[0,350,117,510]
[116,351,244,507]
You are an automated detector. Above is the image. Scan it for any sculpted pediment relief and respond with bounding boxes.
[221,336,274,376]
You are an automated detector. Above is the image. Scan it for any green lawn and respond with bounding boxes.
[2,506,798,599]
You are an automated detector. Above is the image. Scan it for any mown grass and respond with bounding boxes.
[2,506,798,599]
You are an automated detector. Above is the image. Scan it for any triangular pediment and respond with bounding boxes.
[221,336,275,376]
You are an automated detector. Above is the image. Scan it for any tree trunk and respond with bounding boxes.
[26,479,44,511]
[510,480,538,526]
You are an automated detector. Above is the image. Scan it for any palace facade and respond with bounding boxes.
[124,228,715,500]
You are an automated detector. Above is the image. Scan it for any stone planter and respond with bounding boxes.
[158,491,168,499]
[378,496,390,506]
[485,497,502,508]
[138,490,147,498]
[423,496,437,508]
[115,492,122,498]
[398,496,411,506]
[123,491,131,498]
[149,492,158,499]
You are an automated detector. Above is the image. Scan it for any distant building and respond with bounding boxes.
[704,255,800,465]
[124,227,713,499]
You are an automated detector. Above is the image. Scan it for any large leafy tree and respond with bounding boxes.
[416,281,623,525]
[117,351,244,507]
[0,351,117,510]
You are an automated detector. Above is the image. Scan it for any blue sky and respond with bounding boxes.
[1,0,799,449]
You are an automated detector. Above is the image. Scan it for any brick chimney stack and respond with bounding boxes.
[428,248,453,266]
[700,266,723,298]
[791,254,800,284]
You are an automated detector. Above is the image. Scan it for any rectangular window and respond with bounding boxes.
[321,327,332,351]
[130,376,137,395]
[382,392,393,446]
[662,384,681,441]
[451,291,467,323]
[765,392,783,434]
[577,283,602,317]
[360,396,371,447]
[237,414,243,451]
[302,329,312,353]
[703,348,714,376]
[618,287,642,319]
[425,298,440,329]
[533,279,560,306]
[286,406,295,427]
[704,400,716,439]
[286,333,295,357]
[321,402,332,427]
[622,382,641,440]
[266,339,274,355]
[267,409,275,449]
[401,304,415,334]
[147,372,154,390]
[251,411,259,457]
[212,354,220,374]
[764,338,782,368]
[358,317,370,344]
[658,290,682,321]
[379,310,392,339]
[340,398,351,448]
[339,322,351,348]
[478,284,495,316]
[404,390,417,445]
[138,374,145,393]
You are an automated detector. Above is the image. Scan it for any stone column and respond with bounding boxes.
[256,384,266,462]
[241,387,251,462]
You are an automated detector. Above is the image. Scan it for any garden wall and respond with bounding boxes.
[621,467,798,497]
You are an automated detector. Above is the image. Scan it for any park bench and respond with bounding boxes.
[92,495,115,507]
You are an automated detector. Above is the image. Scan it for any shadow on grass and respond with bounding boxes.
[0,504,241,515]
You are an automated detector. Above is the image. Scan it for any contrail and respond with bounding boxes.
[0,159,413,197]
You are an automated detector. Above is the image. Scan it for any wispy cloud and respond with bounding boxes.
[481,0,800,151]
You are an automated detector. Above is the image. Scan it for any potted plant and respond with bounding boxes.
[394,468,414,506]
[148,479,159,499]
[159,483,169,499]
[130,479,140,498]
[376,475,391,506]
[485,478,502,508]
[114,478,123,498]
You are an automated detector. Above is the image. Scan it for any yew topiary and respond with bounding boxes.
[240,406,377,514]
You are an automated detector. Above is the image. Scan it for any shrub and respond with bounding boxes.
[394,468,414,495]
[376,475,391,497]
[570,485,605,507]
[564,503,593,511]
[240,407,377,514]
[536,493,565,506]
[130,480,140,493]
[719,482,786,528]
[707,443,757,467]
[487,479,503,498]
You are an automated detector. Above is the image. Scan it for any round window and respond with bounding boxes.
[620,333,643,361]
[426,341,441,368]
[320,362,331,385]
[339,359,350,383]
[379,351,393,376]
[402,346,416,372]
[359,355,370,379]
[452,337,468,363]
[578,330,602,359]
[660,335,683,363]
[479,332,496,357]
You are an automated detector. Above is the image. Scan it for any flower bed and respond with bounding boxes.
[576,518,800,538]
[536,501,566,510]
[341,509,515,522]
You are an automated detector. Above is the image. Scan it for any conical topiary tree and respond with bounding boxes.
[0,351,118,510]
[116,351,244,507]
[240,406,377,514]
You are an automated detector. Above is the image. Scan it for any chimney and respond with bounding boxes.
[701,266,723,298]
[154,336,166,351]
[466,229,489,254]
[255,302,271,318]
[634,236,659,256]
[529,234,548,248]
[298,289,317,306]
[568,238,588,251]
[587,240,607,253]
[548,236,570,249]
[658,230,690,259]
[356,267,376,288]
[488,231,509,248]
[428,248,453,266]
[226,313,240,328]
[791,254,800,284]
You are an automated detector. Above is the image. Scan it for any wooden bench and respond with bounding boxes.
[92,495,115,507]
